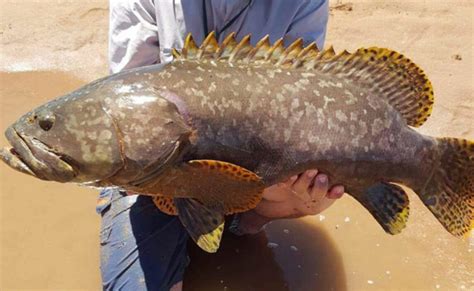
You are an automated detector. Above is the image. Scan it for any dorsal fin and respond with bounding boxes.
[266,38,285,62]
[229,34,252,62]
[181,34,199,59]
[293,42,320,68]
[246,35,271,62]
[197,31,219,59]
[317,46,336,60]
[316,47,434,127]
[362,47,434,127]
[276,38,304,66]
[173,32,434,127]
[216,32,238,59]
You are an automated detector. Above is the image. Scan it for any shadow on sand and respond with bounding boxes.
[184,219,346,291]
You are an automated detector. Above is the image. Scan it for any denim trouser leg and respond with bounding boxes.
[97,188,189,291]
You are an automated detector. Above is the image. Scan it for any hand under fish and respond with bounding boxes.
[235,169,345,235]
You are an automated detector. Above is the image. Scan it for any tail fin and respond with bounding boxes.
[420,138,474,237]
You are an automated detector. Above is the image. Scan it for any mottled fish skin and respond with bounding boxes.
[104,60,437,197]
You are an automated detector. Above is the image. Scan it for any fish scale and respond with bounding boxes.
[0,32,472,253]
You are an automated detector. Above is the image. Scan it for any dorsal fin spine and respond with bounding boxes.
[265,38,284,61]
[320,61,338,74]
[292,42,319,68]
[197,31,218,59]
[247,34,271,62]
[229,34,251,62]
[182,34,198,59]
[217,32,237,59]
[172,48,181,59]
[276,38,303,66]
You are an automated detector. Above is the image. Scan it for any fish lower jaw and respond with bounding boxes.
[1,142,77,182]
[0,146,36,177]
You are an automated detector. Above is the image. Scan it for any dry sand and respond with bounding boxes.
[0,0,473,290]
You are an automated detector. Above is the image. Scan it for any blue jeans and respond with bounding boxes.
[97,189,189,291]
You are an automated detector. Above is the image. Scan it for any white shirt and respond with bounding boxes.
[109,0,328,73]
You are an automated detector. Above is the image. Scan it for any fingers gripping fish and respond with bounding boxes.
[1,32,473,253]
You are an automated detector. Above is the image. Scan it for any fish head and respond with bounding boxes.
[1,86,123,184]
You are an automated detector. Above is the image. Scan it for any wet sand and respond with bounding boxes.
[1,1,473,290]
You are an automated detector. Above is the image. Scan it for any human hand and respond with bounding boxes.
[235,169,344,235]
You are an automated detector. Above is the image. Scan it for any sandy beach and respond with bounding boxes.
[0,0,472,290]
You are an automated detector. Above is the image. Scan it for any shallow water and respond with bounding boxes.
[0,71,473,290]
[186,207,473,291]
[0,71,101,289]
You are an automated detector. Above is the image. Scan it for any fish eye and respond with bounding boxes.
[38,114,55,131]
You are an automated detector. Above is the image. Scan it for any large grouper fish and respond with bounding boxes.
[1,32,473,253]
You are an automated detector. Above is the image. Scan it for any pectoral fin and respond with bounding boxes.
[144,159,265,252]
[185,159,264,214]
[174,198,225,253]
[356,182,410,234]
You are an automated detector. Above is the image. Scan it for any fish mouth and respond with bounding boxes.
[0,127,76,182]
[0,146,36,177]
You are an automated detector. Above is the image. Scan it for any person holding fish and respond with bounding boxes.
[1,0,472,290]
[100,1,343,290]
